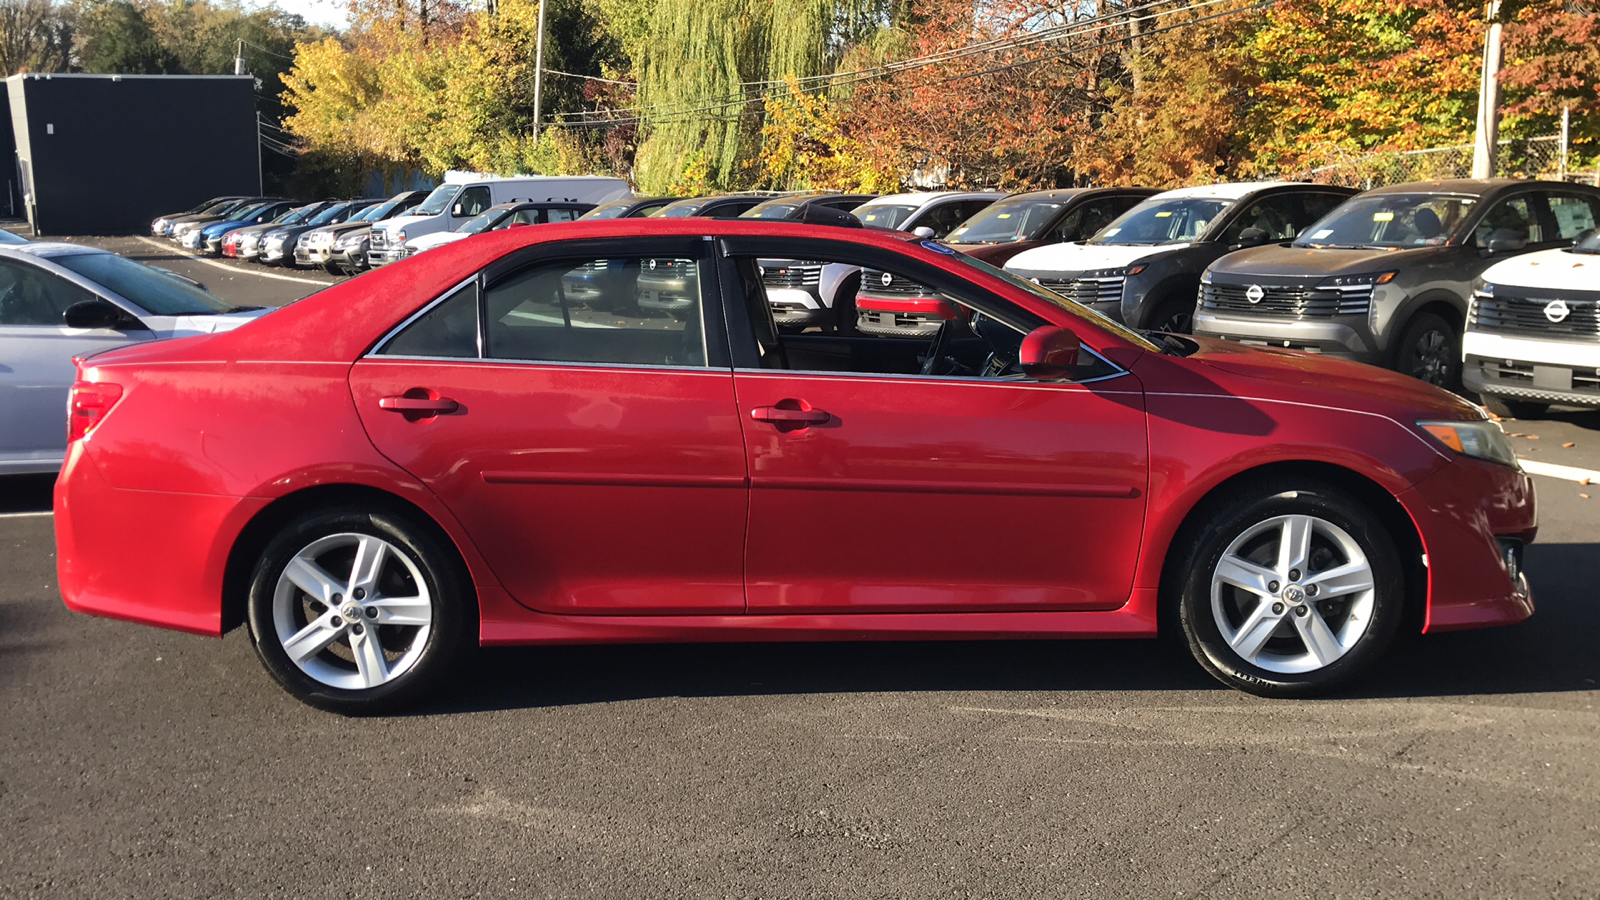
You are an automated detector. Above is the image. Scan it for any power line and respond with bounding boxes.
[548,0,1265,130]
[541,68,635,86]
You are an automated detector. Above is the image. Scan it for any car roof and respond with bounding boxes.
[1358,177,1592,197]
[859,191,1006,206]
[0,242,107,260]
[1148,181,1313,201]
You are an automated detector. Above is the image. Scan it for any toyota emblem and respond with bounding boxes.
[1545,299,1571,323]
[1246,284,1265,304]
[880,272,893,287]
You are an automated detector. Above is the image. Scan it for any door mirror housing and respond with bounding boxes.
[1233,226,1270,250]
[1574,228,1595,247]
[1484,228,1528,254]
[63,299,135,330]
[1018,326,1082,380]
[451,203,464,218]
[910,226,936,239]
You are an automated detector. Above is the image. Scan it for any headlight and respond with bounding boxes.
[1477,280,1495,297]
[395,229,407,242]
[1318,271,1398,288]
[1418,419,1520,469]
[1199,269,1213,285]
[266,231,287,241]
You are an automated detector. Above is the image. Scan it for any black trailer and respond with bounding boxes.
[7,73,259,236]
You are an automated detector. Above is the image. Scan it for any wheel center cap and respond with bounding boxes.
[343,604,361,620]
[1283,586,1306,604]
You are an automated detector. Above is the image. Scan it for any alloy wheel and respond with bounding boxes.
[1406,327,1454,386]
[1209,514,1376,674]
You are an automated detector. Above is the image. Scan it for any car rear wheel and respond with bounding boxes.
[245,506,471,714]
[1396,312,1460,391]
[1479,395,1548,420]
[1176,479,1404,697]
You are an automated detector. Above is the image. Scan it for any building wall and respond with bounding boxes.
[9,75,259,235]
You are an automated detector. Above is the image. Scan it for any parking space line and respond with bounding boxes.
[134,237,333,287]
[1519,459,1600,484]
[0,511,52,519]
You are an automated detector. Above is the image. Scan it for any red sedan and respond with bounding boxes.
[55,219,1535,712]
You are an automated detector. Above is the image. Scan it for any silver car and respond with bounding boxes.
[0,243,268,474]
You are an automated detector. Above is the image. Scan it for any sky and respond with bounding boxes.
[255,0,350,30]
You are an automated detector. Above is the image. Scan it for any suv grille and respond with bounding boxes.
[859,269,931,296]
[1036,275,1123,306]
[762,262,822,289]
[370,230,388,250]
[1470,293,1600,340]
[642,259,692,278]
[1201,282,1372,317]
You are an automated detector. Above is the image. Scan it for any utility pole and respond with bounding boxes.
[1470,0,1503,179]
[1560,105,1570,181]
[531,0,546,144]
[234,39,244,75]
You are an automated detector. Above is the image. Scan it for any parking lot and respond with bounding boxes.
[4,236,1600,897]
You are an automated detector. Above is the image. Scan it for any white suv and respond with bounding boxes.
[1464,212,1600,417]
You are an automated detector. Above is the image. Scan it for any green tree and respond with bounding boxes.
[77,0,178,73]
[0,0,73,74]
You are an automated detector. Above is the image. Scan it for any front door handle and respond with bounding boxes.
[379,394,459,414]
[751,402,830,428]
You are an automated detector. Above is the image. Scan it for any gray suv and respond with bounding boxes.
[1194,178,1600,389]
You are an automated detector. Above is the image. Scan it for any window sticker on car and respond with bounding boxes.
[1373,211,1394,222]
[1312,228,1334,239]
[997,213,1011,219]
[1103,228,1121,237]
[1155,211,1172,218]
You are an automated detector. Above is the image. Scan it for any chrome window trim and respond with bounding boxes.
[357,355,731,375]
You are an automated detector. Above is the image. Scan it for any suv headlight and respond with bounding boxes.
[1476,279,1495,297]
[1418,419,1520,469]
[395,229,407,242]
[1318,271,1398,288]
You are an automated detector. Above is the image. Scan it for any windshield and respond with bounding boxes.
[226,202,269,222]
[456,208,506,234]
[1294,193,1477,248]
[947,198,1064,244]
[659,201,708,218]
[950,250,1162,354]
[364,195,417,220]
[307,204,352,227]
[55,252,231,315]
[742,200,802,219]
[855,204,918,230]
[412,184,459,216]
[580,199,637,220]
[275,205,318,225]
[1091,198,1230,245]
[199,200,237,215]
[349,203,385,222]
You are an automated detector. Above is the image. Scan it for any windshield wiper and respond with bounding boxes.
[224,305,267,313]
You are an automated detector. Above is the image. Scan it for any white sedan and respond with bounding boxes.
[0,243,268,474]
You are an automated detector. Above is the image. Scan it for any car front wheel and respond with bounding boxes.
[1176,479,1404,697]
[1397,312,1460,391]
[245,506,471,714]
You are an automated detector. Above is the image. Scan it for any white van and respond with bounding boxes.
[368,175,630,267]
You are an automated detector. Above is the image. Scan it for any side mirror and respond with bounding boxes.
[64,299,133,330]
[1574,228,1595,247]
[1018,326,1082,380]
[910,226,936,239]
[506,221,530,228]
[451,204,464,218]
[1484,228,1527,253]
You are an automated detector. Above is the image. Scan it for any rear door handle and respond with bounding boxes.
[379,395,459,414]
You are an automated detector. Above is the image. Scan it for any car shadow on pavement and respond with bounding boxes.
[417,541,1599,715]
[0,474,54,514]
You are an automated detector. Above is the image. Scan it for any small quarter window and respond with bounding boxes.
[379,284,478,358]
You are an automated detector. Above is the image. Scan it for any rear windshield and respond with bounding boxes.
[54,252,231,315]
[1293,193,1477,248]
[946,198,1064,244]
[1090,198,1230,245]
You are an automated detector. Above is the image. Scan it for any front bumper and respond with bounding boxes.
[329,245,367,271]
[1401,454,1537,633]
[260,241,289,263]
[855,292,947,338]
[1463,331,1600,409]
[1193,310,1380,362]
[766,286,827,328]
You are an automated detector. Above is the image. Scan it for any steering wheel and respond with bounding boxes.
[919,318,954,376]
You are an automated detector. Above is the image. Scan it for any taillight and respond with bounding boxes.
[67,380,123,443]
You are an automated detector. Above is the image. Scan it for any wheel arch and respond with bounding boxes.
[1386,291,1465,359]
[1155,459,1427,638]
[221,483,479,635]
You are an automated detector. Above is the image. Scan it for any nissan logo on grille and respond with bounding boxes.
[1246,284,1265,304]
[1544,299,1571,323]
[881,272,893,287]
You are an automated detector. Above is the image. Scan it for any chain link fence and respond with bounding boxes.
[1289,136,1600,190]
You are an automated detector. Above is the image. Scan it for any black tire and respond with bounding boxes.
[1479,395,1548,420]
[833,274,861,336]
[1173,478,1405,697]
[323,262,343,276]
[1147,295,1196,334]
[245,505,472,714]
[1395,312,1461,392]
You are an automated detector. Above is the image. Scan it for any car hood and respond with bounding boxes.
[406,232,468,251]
[141,309,270,339]
[1209,244,1420,279]
[1481,246,1599,292]
[1177,335,1480,420]
[1006,241,1188,276]
[375,214,433,233]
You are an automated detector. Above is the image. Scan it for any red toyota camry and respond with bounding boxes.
[55,219,1535,712]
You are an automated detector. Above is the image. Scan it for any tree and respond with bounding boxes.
[0,0,73,74]
[1499,0,1600,159]
[77,1,179,73]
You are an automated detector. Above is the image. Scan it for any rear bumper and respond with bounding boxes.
[55,443,264,637]
[1402,455,1537,633]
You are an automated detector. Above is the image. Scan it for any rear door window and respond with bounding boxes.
[1544,192,1600,240]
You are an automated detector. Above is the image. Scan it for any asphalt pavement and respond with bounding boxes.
[2,236,1598,898]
